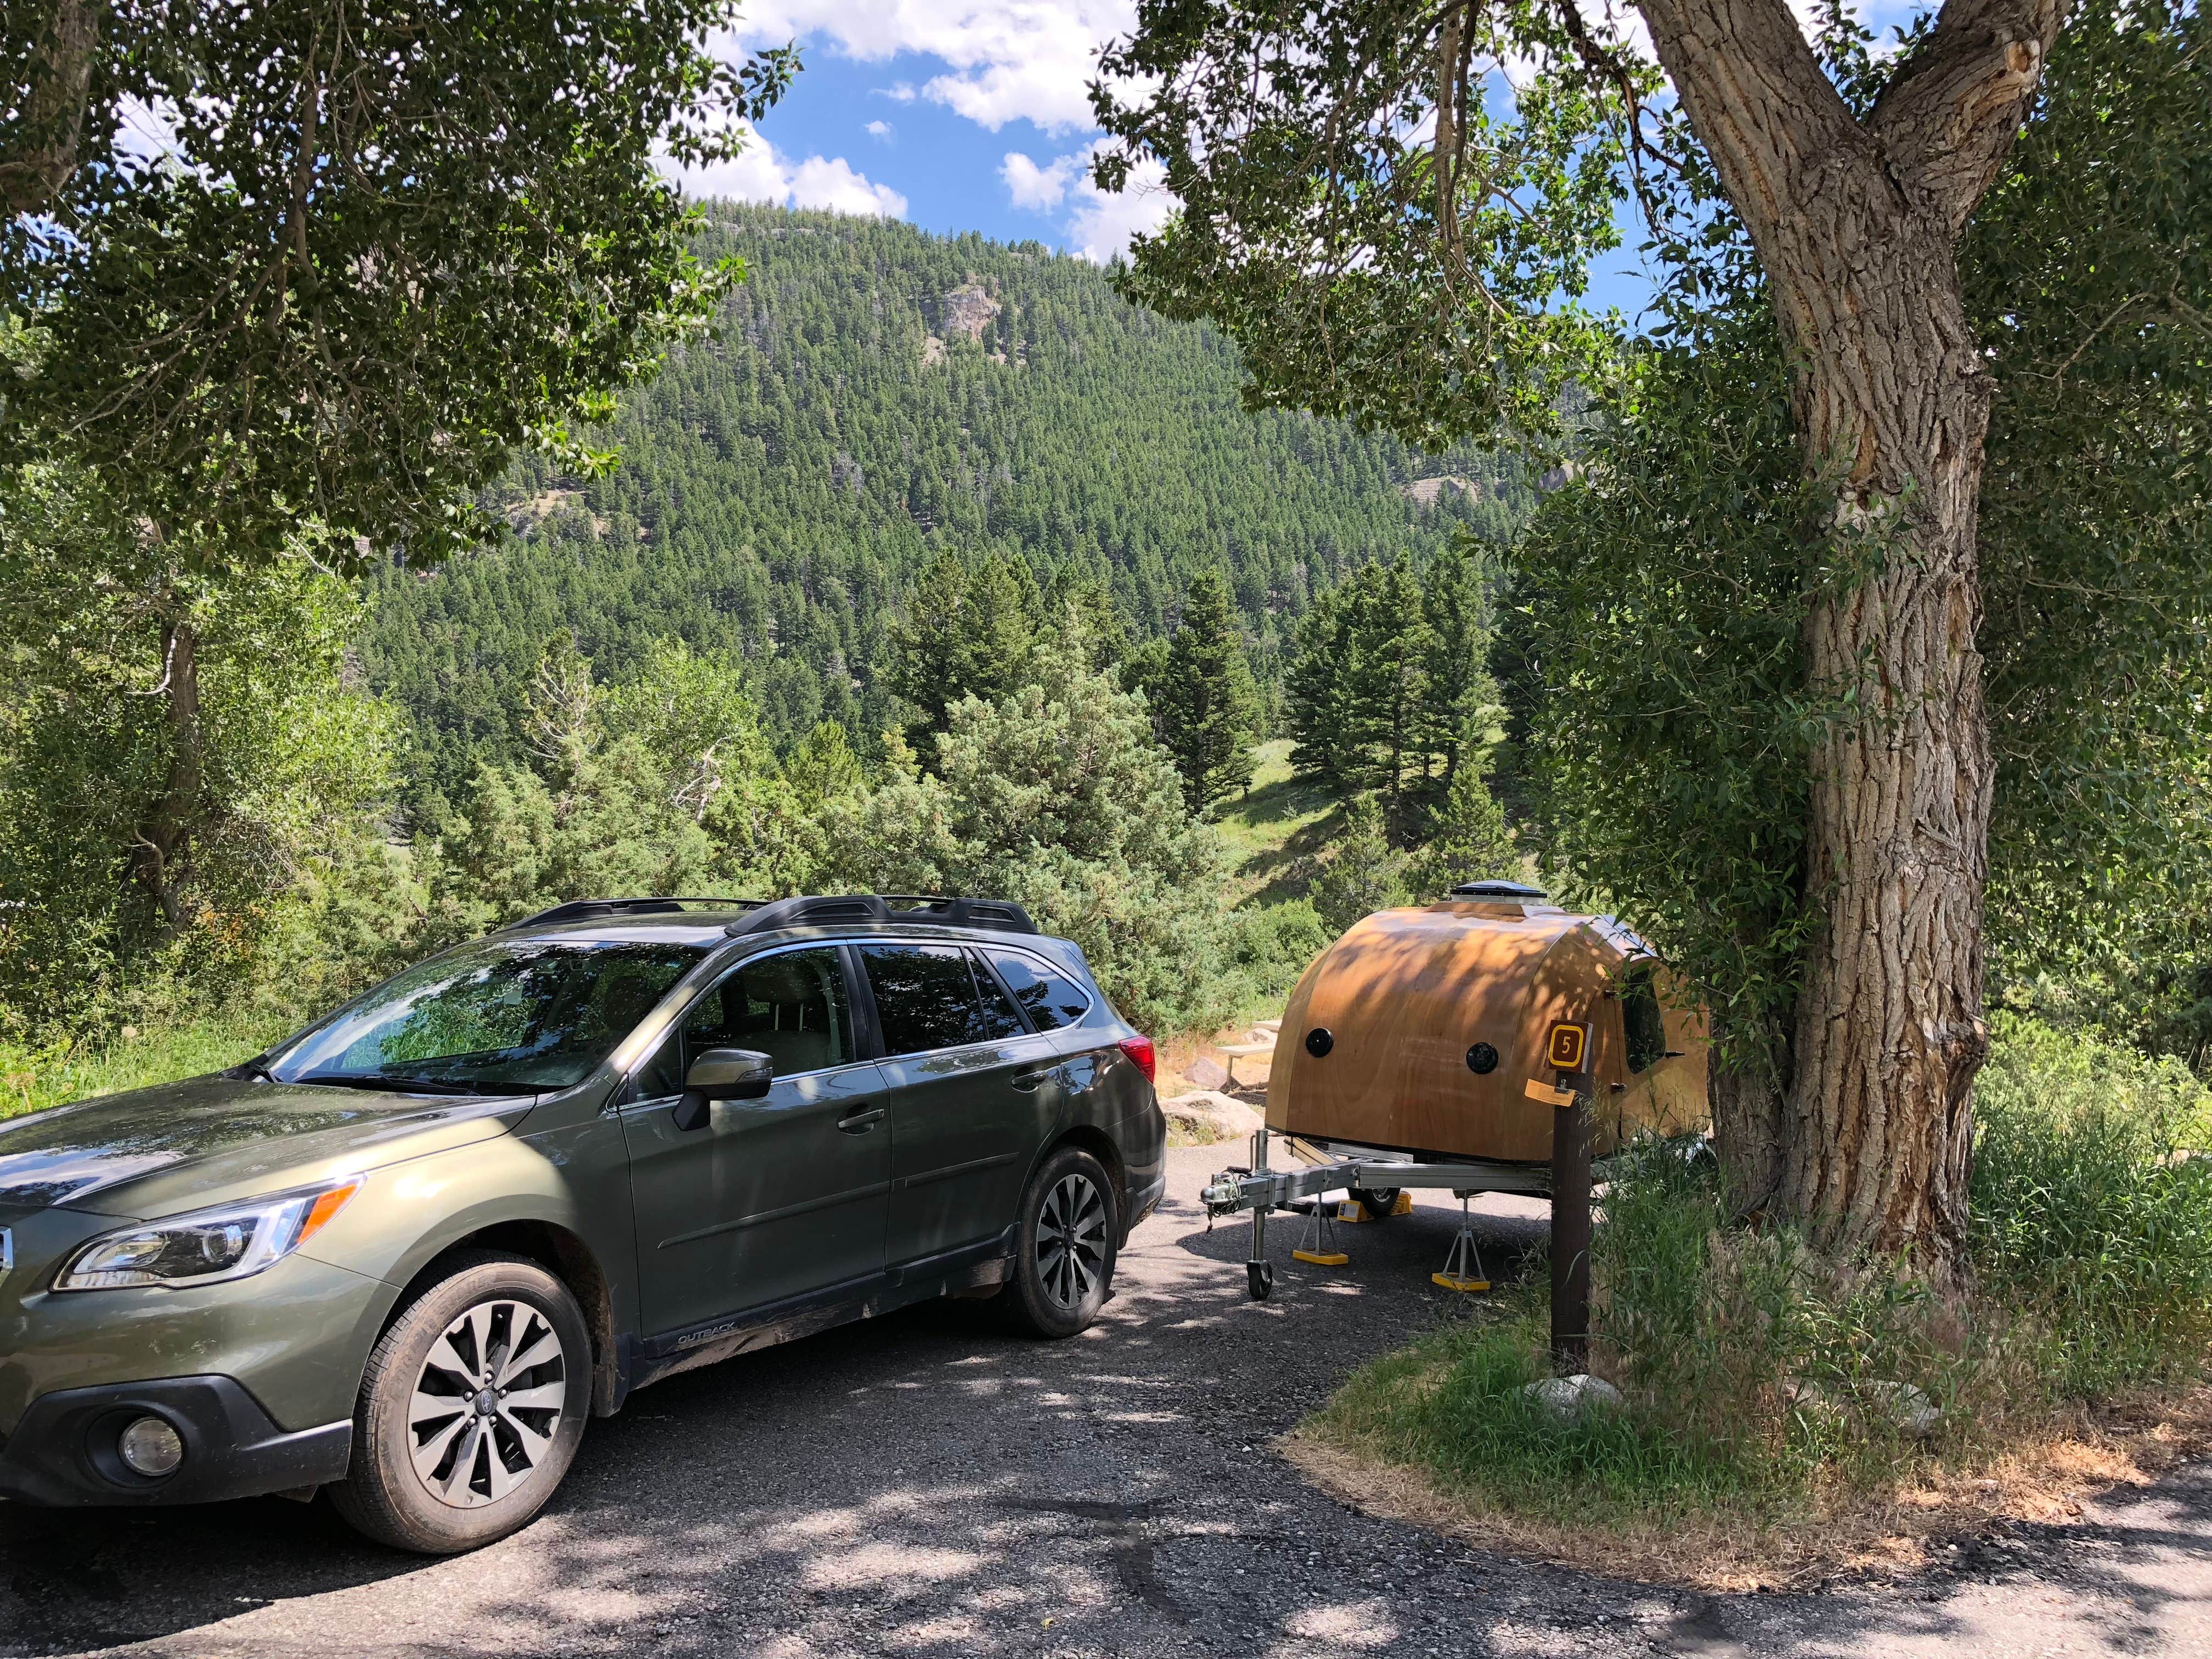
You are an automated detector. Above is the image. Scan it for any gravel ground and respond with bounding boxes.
[3,1146,2208,1657]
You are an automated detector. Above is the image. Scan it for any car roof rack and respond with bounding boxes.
[726,894,1038,938]
[503,897,767,931]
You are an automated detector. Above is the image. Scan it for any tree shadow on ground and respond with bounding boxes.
[7,1170,2208,1659]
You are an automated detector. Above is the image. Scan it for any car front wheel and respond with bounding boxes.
[330,1251,590,1554]
[1005,1144,1119,1338]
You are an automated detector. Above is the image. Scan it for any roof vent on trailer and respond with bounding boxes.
[1450,881,1547,900]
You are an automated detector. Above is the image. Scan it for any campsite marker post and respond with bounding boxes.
[1547,1023,1596,1374]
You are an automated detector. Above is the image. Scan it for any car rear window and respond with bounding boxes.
[984,949,1092,1031]
[861,944,994,1056]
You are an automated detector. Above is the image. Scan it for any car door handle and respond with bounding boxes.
[1011,1069,1053,1093]
[837,1107,885,1133]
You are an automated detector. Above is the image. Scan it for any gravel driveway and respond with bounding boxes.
[3,1146,2207,1657]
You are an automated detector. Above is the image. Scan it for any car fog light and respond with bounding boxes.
[118,1415,184,1477]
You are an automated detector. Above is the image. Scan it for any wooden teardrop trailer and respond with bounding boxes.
[1264,883,1710,1164]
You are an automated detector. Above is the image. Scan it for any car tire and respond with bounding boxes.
[1003,1144,1119,1338]
[329,1251,591,1554]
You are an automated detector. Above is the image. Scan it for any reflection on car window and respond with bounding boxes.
[861,945,990,1057]
[984,949,1092,1031]
[1623,964,1667,1074]
[271,940,704,1092]
[967,951,1028,1041]
[637,948,854,1097]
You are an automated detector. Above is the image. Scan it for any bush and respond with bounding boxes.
[1972,1013,2212,1391]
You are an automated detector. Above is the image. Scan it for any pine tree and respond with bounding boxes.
[888,550,1039,744]
[1284,586,1355,788]
[1404,754,1516,900]
[1154,569,1260,810]
[1341,556,1434,837]
[1310,794,1409,932]
[1419,539,1494,799]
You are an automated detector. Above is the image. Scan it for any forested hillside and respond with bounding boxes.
[363,207,1523,799]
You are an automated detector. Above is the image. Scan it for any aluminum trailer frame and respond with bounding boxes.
[1203,1127,1553,1300]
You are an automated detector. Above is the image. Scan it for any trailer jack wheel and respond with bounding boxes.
[1247,1260,1274,1301]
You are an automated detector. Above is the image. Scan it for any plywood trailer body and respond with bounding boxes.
[1263,897,1709,1163]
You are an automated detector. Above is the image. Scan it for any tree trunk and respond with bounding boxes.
[133,617,204,935]
[0,0,103,216]
[1634,0,2064,1277]
[1707,1039,1788,1221]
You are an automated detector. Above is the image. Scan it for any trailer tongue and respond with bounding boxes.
[1203,1127,1554,1300]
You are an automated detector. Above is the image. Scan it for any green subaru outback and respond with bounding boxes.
[0,895,1165,1552]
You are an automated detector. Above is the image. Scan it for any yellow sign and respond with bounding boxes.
[1545,1021,1589,1071]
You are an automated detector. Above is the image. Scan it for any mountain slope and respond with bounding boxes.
[362,207,1523,798]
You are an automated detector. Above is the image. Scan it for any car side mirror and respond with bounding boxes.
[671,1048,774,1132]
[688,1047,775,1099]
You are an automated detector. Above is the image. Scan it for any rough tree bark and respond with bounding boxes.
[133,615,204,936]
[1631,0,2067,1275]
[0,0,104,217]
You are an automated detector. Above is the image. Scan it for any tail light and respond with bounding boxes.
[1118,1034,1156,1084]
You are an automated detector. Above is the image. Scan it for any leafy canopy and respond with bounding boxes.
[2,0,798,572]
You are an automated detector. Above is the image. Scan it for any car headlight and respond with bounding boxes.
[53,1177,363,1292]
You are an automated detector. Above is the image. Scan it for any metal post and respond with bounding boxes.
[1550,1071,1593,1373]
[1247,1126,1274,1300]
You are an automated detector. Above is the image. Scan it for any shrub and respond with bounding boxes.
[1971,1013,2212,1392]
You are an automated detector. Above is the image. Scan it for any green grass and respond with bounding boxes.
[1317,1303,1793,1527]
[1306,1016,2212,1548]
[1211,739,1347,906]
[0,1015,282,1121]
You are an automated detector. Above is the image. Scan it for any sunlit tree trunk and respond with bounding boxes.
[1634,0,2066,1276]
[133,613,203,935]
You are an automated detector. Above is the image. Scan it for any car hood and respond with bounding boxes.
[0,1075,535,1219]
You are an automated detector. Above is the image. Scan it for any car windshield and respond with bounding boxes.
[268,938,707,1093]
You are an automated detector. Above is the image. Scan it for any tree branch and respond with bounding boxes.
[1867,0,2070,236]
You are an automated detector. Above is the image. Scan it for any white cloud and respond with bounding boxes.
[677,123,907,217]
[1001,150,1080,211]
[1066,153,1171,263]
[732,1,1136,133]
[1001,142,1171,260]
[865,119,893,139]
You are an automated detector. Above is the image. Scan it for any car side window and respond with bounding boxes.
[860,944,995,1057]
[635,947,854,1097]
[983,948,1092,1031]
[966,950,1028,1041]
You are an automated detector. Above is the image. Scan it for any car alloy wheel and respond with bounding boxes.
[408,1298,570,1508]
[1036,1171,1108,1311]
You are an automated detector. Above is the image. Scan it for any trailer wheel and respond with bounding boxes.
[1246,1261,1274,1300]
[1350,1187,1402,1221]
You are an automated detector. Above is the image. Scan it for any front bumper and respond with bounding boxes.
[0,1374,352,1507]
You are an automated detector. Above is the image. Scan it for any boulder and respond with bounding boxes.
[1520,1374,1626,1424]
[1162,1090,1264,1144]
[1184,1056,1230,1091]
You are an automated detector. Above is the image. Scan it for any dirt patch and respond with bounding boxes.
[1280,1386,2212,1592]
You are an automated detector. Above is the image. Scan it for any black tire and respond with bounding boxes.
[329,1251,591,1554]
[1003,1144,1120,1338]
[1350,1187,1402,1221]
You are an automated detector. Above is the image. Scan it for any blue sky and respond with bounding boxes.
[689,0,1912,321]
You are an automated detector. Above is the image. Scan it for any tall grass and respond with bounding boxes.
[1312,1017,2212,1534]
[1973,1012,2212,1392]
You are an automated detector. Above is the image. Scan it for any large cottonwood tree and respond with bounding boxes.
[2,0,794,934]
[1095,0,2095,1274]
